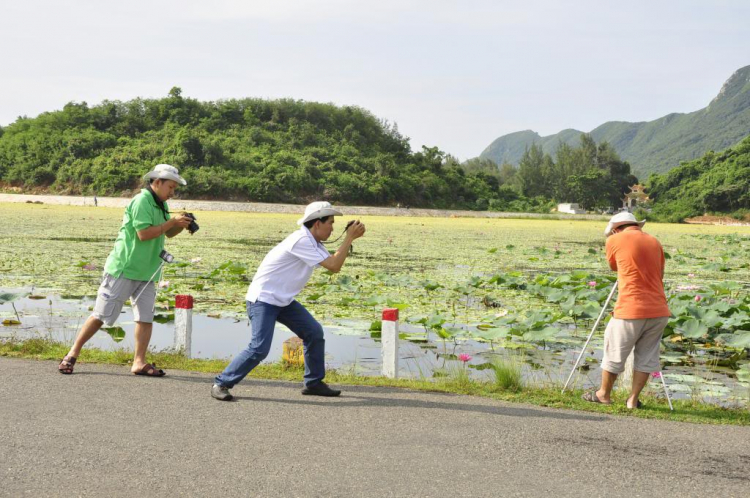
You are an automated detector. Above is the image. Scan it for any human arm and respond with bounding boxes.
[318,221,366,273]
[660,247,665,280]
[605,237,617,271]
[137,215,192,241]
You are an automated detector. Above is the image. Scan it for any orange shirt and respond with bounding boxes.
[605,227,670,319]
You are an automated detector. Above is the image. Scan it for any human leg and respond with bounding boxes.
[214,301,280,388]
[592,318,643,403]
[131,321,155,373]
[60,274,128,372]
[630,317,669,408]
[277,301,326,387]
[59,316,104,373]
[595,369,618,404]
[67,316,105,358]
[131,280,158,373]
[627,371,651,408]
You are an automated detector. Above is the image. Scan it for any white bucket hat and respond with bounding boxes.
[297,201,343,225]
[144,164,187,186]
[604,211,646,236]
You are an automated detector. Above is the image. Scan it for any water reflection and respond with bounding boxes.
[1,292,747,406]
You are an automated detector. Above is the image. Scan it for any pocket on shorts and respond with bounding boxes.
[93,274,126,324]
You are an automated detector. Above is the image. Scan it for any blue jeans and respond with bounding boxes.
[215,300,326,388]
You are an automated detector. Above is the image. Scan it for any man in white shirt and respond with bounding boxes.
[212,201,366,401]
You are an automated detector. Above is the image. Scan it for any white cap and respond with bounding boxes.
[144,164,187,186]
[297,201,343,225]
[604,212,646,236]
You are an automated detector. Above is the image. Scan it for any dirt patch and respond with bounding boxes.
[684,215,750,226]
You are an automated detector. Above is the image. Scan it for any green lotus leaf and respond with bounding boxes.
[425,314,448,330]
[104,326,126,343]
[721,332,750,349]
[702,310,723,328]
[0,293,24,304]
[523,326,559,342]
[722,312,750,329]
[476,326,509,342]
[677,319,708,339]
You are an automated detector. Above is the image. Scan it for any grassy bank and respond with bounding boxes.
[3,338,748,426]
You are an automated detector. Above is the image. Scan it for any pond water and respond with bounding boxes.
[1,291,747,407]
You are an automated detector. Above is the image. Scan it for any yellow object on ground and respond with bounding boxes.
[282,337,304,366]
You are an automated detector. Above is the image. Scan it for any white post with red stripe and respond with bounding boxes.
[175,295,193,358]
[381,308,399,378]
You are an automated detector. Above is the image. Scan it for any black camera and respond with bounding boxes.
[184,212,199,234]
[345,220,356,231]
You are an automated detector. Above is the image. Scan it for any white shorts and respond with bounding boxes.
[601,316,669,374]
[91,273,156,326]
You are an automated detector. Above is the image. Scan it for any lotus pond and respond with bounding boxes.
[1,203,749,406]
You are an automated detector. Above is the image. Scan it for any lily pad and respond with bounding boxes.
[103,326,126,343]
[523,326,559,342]
[676,319,708,339]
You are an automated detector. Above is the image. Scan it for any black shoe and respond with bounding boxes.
[211,384,234,401]
[301,382,341,397]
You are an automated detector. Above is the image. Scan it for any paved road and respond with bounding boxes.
[1,358,748,497]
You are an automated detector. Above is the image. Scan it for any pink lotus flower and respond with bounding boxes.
[82,263,97,271]
[587,281,597,287]
[652,372,662,379]
[687,273,695,278]
[159,280,170,289]
[694,295,702,302]
[458,354,472,363]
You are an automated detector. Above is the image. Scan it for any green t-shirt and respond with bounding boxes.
[104,189,171,281]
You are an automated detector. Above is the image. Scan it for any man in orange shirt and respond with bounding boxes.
[583,212,670,409]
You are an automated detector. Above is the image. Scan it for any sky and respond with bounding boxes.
[1,0,749,160]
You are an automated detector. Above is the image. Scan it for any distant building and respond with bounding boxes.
[557,203,586,214]
[622,184,650,211]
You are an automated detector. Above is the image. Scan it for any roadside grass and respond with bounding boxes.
[491,354,524,392]
[3,337,748,426]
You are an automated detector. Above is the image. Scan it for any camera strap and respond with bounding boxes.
[323,221,355,255]
[146,184,170,222]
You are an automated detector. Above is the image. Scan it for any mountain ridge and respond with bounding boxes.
[480,65,750,177]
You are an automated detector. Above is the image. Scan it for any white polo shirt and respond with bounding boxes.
[245,227,331,307]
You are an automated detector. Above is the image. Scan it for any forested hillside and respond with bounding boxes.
[647,135,750,222]
[0,88,547,211]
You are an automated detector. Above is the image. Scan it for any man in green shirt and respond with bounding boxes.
[58,164,193,376]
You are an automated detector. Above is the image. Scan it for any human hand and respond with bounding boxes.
[346,220,366,240]
[172,214,193,229]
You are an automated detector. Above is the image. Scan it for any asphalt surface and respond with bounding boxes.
[1,357,749,497]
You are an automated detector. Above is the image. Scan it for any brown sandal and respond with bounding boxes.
[58,356,77,374]
[133,363,166,377]
[582,390,611,405]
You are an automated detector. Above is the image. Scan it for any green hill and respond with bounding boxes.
[480,65,750,177]
[0,88,540,211]
[647,134,750,222]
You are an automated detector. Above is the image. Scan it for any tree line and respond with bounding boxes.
[0,88,645,213]
[0,88,556,212]
[479,135,639,211]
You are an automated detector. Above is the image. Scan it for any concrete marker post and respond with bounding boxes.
[381,308,399,378]
[175,295,193,358]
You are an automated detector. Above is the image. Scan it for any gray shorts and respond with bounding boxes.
[91,273,156,326]
[601,316,669,374]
